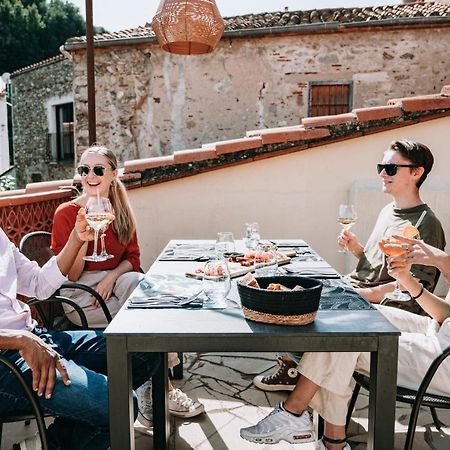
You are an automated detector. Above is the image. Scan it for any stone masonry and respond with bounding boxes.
[11,57,74,187]
[69,25,450,163]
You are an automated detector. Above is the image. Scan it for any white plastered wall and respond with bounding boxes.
[128,117,450,295]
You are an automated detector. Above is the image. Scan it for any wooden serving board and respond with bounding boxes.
[185,251,294,280]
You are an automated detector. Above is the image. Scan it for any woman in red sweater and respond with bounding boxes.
[52,145,141,327]
[51,145,204,424]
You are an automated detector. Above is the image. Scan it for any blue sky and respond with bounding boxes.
[68,0,398,32]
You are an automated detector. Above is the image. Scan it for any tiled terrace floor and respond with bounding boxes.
[3,352,450,449]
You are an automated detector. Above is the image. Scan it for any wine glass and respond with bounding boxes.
[379,233,411,302]
[215,232,235,257]
[254,242,278,277]
[83,197,114,262]
[243,222,260,250]
[337,204,357,253]
[99,201,115,260]
[202,259,231,308]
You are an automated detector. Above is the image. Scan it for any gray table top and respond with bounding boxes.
[105,240,399,342]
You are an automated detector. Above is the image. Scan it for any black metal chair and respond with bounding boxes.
[0,354,50,450]
[19,231,112,328]
[346,344,450,450]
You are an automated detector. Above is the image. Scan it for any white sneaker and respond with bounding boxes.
[316,439,351,450]
[240,403,315,445]
[169,388,205,418]
[17,434,42,450]
[136,379,153,428]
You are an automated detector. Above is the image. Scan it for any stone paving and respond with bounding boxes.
[3,352,450,449]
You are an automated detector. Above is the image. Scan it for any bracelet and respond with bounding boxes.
[411,284,424,300]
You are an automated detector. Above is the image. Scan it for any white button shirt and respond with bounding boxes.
[0,228,67,331]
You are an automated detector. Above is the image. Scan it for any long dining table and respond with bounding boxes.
[105,239,400,450]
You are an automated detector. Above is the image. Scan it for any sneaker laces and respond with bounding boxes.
[169,388,196,409]
[266,357,298,381]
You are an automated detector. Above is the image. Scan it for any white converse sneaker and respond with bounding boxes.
[17,433,42,450]
[240,403,315,445]
[316,439,351,450]
[169,388,205,418]
[136,379,153,428]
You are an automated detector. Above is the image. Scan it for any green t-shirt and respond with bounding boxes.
[348,203,445,313]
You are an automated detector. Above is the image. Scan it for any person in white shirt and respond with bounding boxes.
[0,209,160,450]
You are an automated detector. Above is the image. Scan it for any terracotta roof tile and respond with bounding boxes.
[213,137,263,155]
[353,105,403,122]
[260,127,331,144]
[302,113,356,128]
[124,155,174,173]
[389,94,450,112]
[65,3,450,47]
[11,54,67,77]
[173,148,217,164]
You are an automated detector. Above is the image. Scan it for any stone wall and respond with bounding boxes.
[11,58,74,187]
[71,26,450,162]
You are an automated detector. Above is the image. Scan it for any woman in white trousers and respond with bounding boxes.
[241,236,450,450]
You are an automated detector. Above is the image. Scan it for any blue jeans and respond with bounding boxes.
[0,327,161,450]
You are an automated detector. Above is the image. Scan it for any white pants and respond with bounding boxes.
[297,305,450,426]
[61,270,180,367]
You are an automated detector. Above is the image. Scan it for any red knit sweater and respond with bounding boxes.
[51,202,140,272]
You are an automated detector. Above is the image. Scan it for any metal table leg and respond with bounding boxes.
[153,353,169,449]
[107,336,134,450]
[368,335,398,450]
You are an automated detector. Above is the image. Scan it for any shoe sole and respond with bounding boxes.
[253,378,296,392]
[170,405,205,418]
[240,430,315,445]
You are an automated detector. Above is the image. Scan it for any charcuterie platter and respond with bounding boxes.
[185,251,295,279]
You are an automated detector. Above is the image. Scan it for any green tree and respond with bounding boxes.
[0,1,97,74]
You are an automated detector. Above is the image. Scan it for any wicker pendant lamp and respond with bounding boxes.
[151,0,225,55]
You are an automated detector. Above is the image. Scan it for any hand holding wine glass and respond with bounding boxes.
[83,197,115,262]
[337,204,357,253]
[379,224,420,302]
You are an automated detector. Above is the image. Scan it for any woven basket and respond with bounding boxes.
[237,276,323,326]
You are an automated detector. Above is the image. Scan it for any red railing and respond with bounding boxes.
[0,189,74,245]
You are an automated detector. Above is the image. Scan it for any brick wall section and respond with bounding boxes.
[11,58,74,188]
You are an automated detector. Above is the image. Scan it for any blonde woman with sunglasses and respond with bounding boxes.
[51,145,204,425]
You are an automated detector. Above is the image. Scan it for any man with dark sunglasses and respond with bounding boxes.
[340,139,445,311]
[252,139,446,395]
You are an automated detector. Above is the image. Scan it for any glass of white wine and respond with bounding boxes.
[337,204,357,253]
[83,197,114,262]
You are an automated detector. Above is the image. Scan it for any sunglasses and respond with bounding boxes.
[77,165,106,177]
[376,163,419,177]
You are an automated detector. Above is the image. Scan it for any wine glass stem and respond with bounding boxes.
[92,229,99,257]
[100,234,106,256]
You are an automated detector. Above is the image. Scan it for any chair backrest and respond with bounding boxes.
[18,231,63,327]
[19,231,54,266]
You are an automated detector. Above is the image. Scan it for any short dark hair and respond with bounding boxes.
[388,139,434,188]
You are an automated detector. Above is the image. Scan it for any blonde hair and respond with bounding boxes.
[79,145,136,245]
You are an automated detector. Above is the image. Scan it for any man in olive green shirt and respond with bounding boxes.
[340,140,445,313]
[253,139,446,393]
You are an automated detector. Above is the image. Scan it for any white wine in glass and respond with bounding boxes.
[337,204,357,253]
[83,197,114,262]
